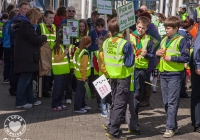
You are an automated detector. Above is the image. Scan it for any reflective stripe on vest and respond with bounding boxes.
[132,35,151,69]
[103,38,133,79]
[40,23,56,49]
[159,36,184,72]
[69,44,75,69]
[196,7,200,21]
[52,45,70,75]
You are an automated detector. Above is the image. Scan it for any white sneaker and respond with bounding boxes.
[16,103,33,108]
[82,106,91,110]
[74,109,87,113]
[163,129,175,138]
[159,128,178,134]
[66,99,72,104]
[101,114,107,117]
[33,101,42,106]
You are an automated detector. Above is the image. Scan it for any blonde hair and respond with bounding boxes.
[26,8,41,22]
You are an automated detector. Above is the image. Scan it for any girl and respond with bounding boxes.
[73,36,92,113]
[51,29,70,111]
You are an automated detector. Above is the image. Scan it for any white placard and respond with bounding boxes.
[67,19,79,38]
[158,23,166,36]
[93,74,111,99]
[117,2,135,32]
[63,26,70,45]
[30,2,36,8]
[97,0,112,15]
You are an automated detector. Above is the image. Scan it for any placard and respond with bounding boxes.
[93,74,111,99]
[158,23,166,36]
[117,2,135,32]
[63,26,70,45]
[30,1,36,8]
[97,0,112,15]
[67,19,79,38]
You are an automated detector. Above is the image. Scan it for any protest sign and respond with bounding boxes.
[63,26,70,45]
[67,19,79,38]
[117,2,135,32]
[93,75,111,99]
[97,0,112,15]
[158,23,166,36]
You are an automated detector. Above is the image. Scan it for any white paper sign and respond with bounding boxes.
[158,23,166,36]
[93,74,111,99]
[117,2,135,32]
[63,26,70,45]
[67,19,79,38]
[97,0,112,15]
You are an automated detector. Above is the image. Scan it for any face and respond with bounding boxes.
[91,14,99,23]
[80,22,85,33]
[165,26,178,37]
[45,14,54,25]
[136,23,148,35]
[19,4,29,15]
[96,25,104,32]
[179,8,184,13]
[68,7,76,18]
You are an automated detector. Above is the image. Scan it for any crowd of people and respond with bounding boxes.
[0,1,200,140]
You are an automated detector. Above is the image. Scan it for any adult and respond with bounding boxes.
[8,2,30,96]
[60,6,76,27]
[54,6,67,30]
[140,5,147,11]
[176,5,189,21]
[87,10,100,31]
[190,24,200,133]
[193,1,200,23]
[14,8,47,108]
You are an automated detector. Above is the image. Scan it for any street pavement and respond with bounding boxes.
[0,64,200,140]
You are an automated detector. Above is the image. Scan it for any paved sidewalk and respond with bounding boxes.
[0,64,199,140]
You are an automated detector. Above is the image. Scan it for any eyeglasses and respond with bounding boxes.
[68,10,75,13]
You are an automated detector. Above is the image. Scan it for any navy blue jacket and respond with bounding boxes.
[193,25,200,69]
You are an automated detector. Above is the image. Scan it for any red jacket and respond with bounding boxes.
[54,15,66,30]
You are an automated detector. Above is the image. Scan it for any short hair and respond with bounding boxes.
[19,2,29,8]
[44,10,54,17]
[91,10,100,17]
[108,18,119,36]
[136,16,151,28]
[8,10,16,20]
[182,18,194,29]
[26,8,41,21]
[138,11,151,21]
[164,16,181,29]
[56,6,67,16]
[6,4,15,13]
[107,9,117,19]
[95,18,105,27]
[155,13,166,22]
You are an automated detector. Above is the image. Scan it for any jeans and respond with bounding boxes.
[3,48,10,80]
[65,72,73,100]
[160,76,182,130]
[15,72,37,106]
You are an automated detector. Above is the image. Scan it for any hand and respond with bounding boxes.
[141,49,147,57]
[156,49,165,56]
[184,63,188,68]
[163,56,171,61]
[195,69,200,75]
[64,48,69,56]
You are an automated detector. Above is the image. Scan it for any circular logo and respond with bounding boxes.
[4,115,26,137]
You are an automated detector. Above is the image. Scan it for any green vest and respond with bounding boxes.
[132,35,151,69]
[177,12,188,21]
[159,36,184,72]
[39,23,56,49]
[73,48,91,78]
[195,7,200,22]
[69,44,76,69]
[0,22,3,38]
[52,45,70,75]
[103,38,133,79]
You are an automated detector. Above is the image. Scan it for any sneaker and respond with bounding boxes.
[194,127,200,133]
[101,114,107,117]
[61,105,67,110]
[33,101,42,106]
[52,106,63,111]
[128,128,142,135]
[102,124,107,130]
[66,99,72,104]
[74,109,87,113]
[163,129,175,138]
[4,79,9,84]
[82,106,91,110]
[16,103,33,108]
[159,128,178,134]
[106,133,127,140]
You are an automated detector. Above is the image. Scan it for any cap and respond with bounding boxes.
[179,5,187,9]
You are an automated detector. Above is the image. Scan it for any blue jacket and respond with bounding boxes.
[88,29,107,51]
[2,20,10,48]
[193,9,198,22]
[193,25,200,69]
[178,27,192,47]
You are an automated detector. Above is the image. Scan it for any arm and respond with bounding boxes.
[54,49,66,63]
[54,16,60,29]
[193,33,200,69]
[123,42,134,67]
[8,17,16,38]
[80,53,89,79]
[145,39,155,59]
[171,38,190,63]
[98,51,109,76]
[193,9,197,23]
[36,25,41,35]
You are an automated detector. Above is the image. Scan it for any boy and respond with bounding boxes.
[156,16,190,138]
[37,10,56,97]
[88,18,107,109]
[131,16,155,116]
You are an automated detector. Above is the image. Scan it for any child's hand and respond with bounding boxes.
[163,56,171,61]
[184,63,188,68]
[141,49,147,57]
[82,77,87,82]
[156,49,165,56]
[64,48,69,56]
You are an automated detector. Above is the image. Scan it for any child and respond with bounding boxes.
[131,16,155,115]
[51,29,69,111]
[88,18,107,109]
[37,10,56,97]
[156,16,190,138]
[73,36,92,113]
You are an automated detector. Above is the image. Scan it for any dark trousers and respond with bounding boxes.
[180,69,188,97]
[0,43,3,60]
[160,76,182,130]
[9,47,19,95]
[52,74,68,108]
[190,64,200,127]
[134,69,146,115]
[88,67,101,104]
[101,93,112,104]
[74,80,86,110]
[107,76,131,137]
[65,72,73,100]
[15,72,37,106]
[42,75,53,92]
[141,71,152,103]
[3,48,10,80]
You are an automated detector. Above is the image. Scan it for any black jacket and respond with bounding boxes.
[14,19,47,73]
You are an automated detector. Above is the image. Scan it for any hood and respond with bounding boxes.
[12,15,30,31]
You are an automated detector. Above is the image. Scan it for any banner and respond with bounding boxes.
[67,19,79,38]
[97,0,112,15]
